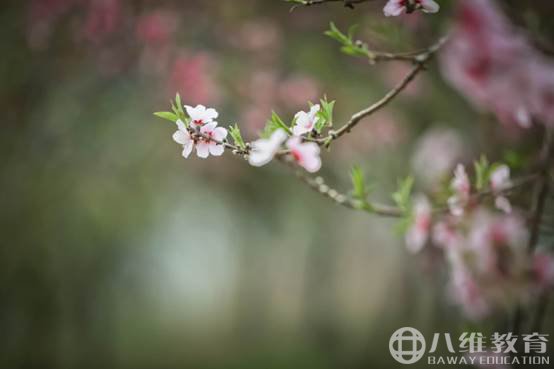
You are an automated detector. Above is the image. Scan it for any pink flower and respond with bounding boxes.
[449,266,491,320]
[185,105,219,128]
[292,104,320,136]
[248,129,288,167]
[439,0,554,128]
[135,11,177,47]
[195,122,227,158]
[286,136,322,173]
[448,164,471,216]
[168,54,220,105]
[172,119,194,158]
[383,0,439,17]
[279,76,319,110]
[405,195,432,253]
[82,0,121,44]
[490,165,512,213]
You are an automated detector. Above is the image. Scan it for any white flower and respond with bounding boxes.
[248,129,288,167]
[490,165,511,192]
[490,165,512,213]
[405,195,432,253]
[383,0,440,17]
[172,119,194,158]
[185,104,218,128]
[196,122,227,158]
[292,104,320,136]
[448,164,471,216]
[286,136,322,173]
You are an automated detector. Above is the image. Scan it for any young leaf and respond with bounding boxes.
[154,111,178,123]
[350,166,373,211]
[474,155,490,191]
[392,176,414,211]
[315,97,335,133]
[229,124,246,150]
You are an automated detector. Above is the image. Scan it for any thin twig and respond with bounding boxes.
[310,36,449,147]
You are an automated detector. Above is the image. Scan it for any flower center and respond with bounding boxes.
[291,149,303,164]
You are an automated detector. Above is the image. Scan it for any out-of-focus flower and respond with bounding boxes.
[405,195,432,253]
[412,128,466,189]
[440,0,554,128]
[383,0,439,17]
[490,165,512,213]
[136,11,177,47]
[83,0,121,44]
[196,122,227,158]
[185,105,219,128]
[248,129,288,167]
[433,207,537,320]
[449,266,491,320]
[448,164,471,216]
[292,104,320,136]
[286,136,321,173]
[169,54,220,105]
[278,76,319,110]
[172,119,194,158]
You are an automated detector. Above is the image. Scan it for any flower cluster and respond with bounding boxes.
[172,105,228,158]
[440,0,554,128]
[383,0,440,17]
[161,100,323,173]
[405,163,554,319]
[249,104,322,172]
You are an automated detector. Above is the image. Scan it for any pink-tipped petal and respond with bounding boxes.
[383,0,405,17]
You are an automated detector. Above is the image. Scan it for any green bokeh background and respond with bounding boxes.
[1,1,553,368]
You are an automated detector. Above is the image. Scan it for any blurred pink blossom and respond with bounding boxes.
[82,0,121,44]
[440,0,554,127]
[278,76,320,110]
[411,128,466,189]
[27,0,77,50]
[136,11,177,47]
[168,53,220,105]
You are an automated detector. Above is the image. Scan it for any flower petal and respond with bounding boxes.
[383,0,405,16]
[209,142,224,156]
[196,142,210,158]
[182,142,194,158]
[172,130,190,145]
[421,0,440,13]
[212,127,228,141]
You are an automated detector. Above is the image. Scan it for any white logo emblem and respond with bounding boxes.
[389,327,426,364]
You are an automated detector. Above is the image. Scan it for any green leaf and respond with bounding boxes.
[474,155,489,191]
[392,176,414,211]
[325,22,372,59]
[324,22,350,45]
[229,124,246,150]
[315,96,335,133]
[350,166,374,211]
[154,111,178,123]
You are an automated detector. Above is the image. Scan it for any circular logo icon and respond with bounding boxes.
[389,327,426,364]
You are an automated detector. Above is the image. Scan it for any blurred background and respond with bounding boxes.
[1,1,553,368]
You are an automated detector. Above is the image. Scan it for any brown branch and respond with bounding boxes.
[311,35,449,147]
